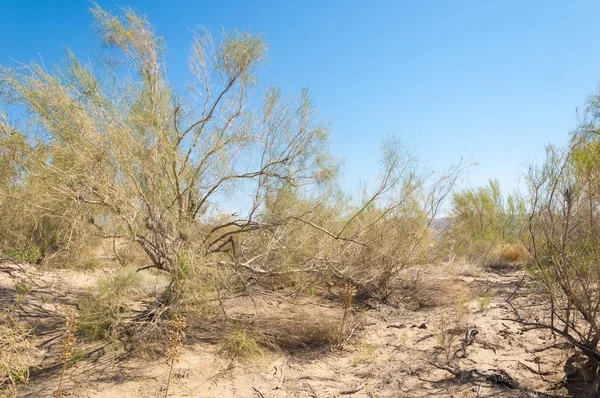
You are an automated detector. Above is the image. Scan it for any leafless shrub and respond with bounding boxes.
[241,139,467,301]
[516,92,600,366]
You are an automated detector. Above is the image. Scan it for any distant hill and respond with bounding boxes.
[430,217,454,232]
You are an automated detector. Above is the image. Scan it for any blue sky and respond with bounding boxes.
[3,0,600,196]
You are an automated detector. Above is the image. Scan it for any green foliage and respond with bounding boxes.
[14,280,32,296]
[0,4,334,292]
[448,179,525,262]
[164,250,223,316]
[78,269,141,340]
[3,247,42,263]
[523,89,600,363]
[222,329,262,359]
[475,295,491,312]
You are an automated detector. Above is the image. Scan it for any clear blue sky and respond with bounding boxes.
[3,0,600,196]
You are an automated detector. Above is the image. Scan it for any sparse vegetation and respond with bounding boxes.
[351,343,377,367]
[222,329,262,359]
[475,295,491,313]
[337,284,356,349]
[516,90,600,365]
[164,314,186,397]
[3,248,42,264]
[445,179,525,266]
[78,269,141,340]
[1,3,600,397]
[0,312,35,394]
[435,296,470,364]
[56,311,78,397]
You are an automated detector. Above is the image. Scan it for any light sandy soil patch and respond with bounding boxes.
[1,260,573,397]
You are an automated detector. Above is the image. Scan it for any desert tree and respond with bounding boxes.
[447,179,525,262]
[517,97,600,363]
[235,136,467,300]
[0,5,334,306]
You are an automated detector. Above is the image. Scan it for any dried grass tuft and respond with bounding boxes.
[0,312,36,394]
[499,243,529,264]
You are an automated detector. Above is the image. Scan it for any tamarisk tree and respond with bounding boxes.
[0,6,333,280]
[521,99,600,363]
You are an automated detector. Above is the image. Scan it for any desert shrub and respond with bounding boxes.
[0,312,36,394]
[519,87,600,365]
[222,329,262,359]
[256,315,339,351]
[435,297,470,363]
[71,257,101,270]
[0,4,336,321]
[446,179,525,265]
[390,266,444,310]
[2,247,42,263]
[114,241,150,268]
[247,140,464,301]
[78,269,141,340]
[499,243,528,263]
[0,175,96,265]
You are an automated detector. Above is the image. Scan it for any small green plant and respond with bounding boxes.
[4,247,42,263]
[56,310,78,397]
[164,314,186,398]
[475,295,491,313]
[351,343,377,366]
[67,350,86,366]
[13,279,33,308]
[222,329,262,359]
[435,297,470,363]
[398,333,408,346]
[14,280,32,295]
[78,269,140,340]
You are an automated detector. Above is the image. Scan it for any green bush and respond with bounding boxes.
[78,269,141,340]
[3,247,42,263]
[446,179,525,263]
[222,329,262,359]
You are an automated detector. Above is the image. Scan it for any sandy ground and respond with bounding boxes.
[1,260,573,398]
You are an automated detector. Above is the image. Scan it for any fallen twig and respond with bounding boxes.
[252,386,265,397]
[341,322,362,349]
[415,333,435,343]
[386,324,406,329]
[340,381,366,395]
[206,359,235,384]
[518,360,555,376]
[430,362,519,389]
[304,382,318,398]
[274,357,287,390]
